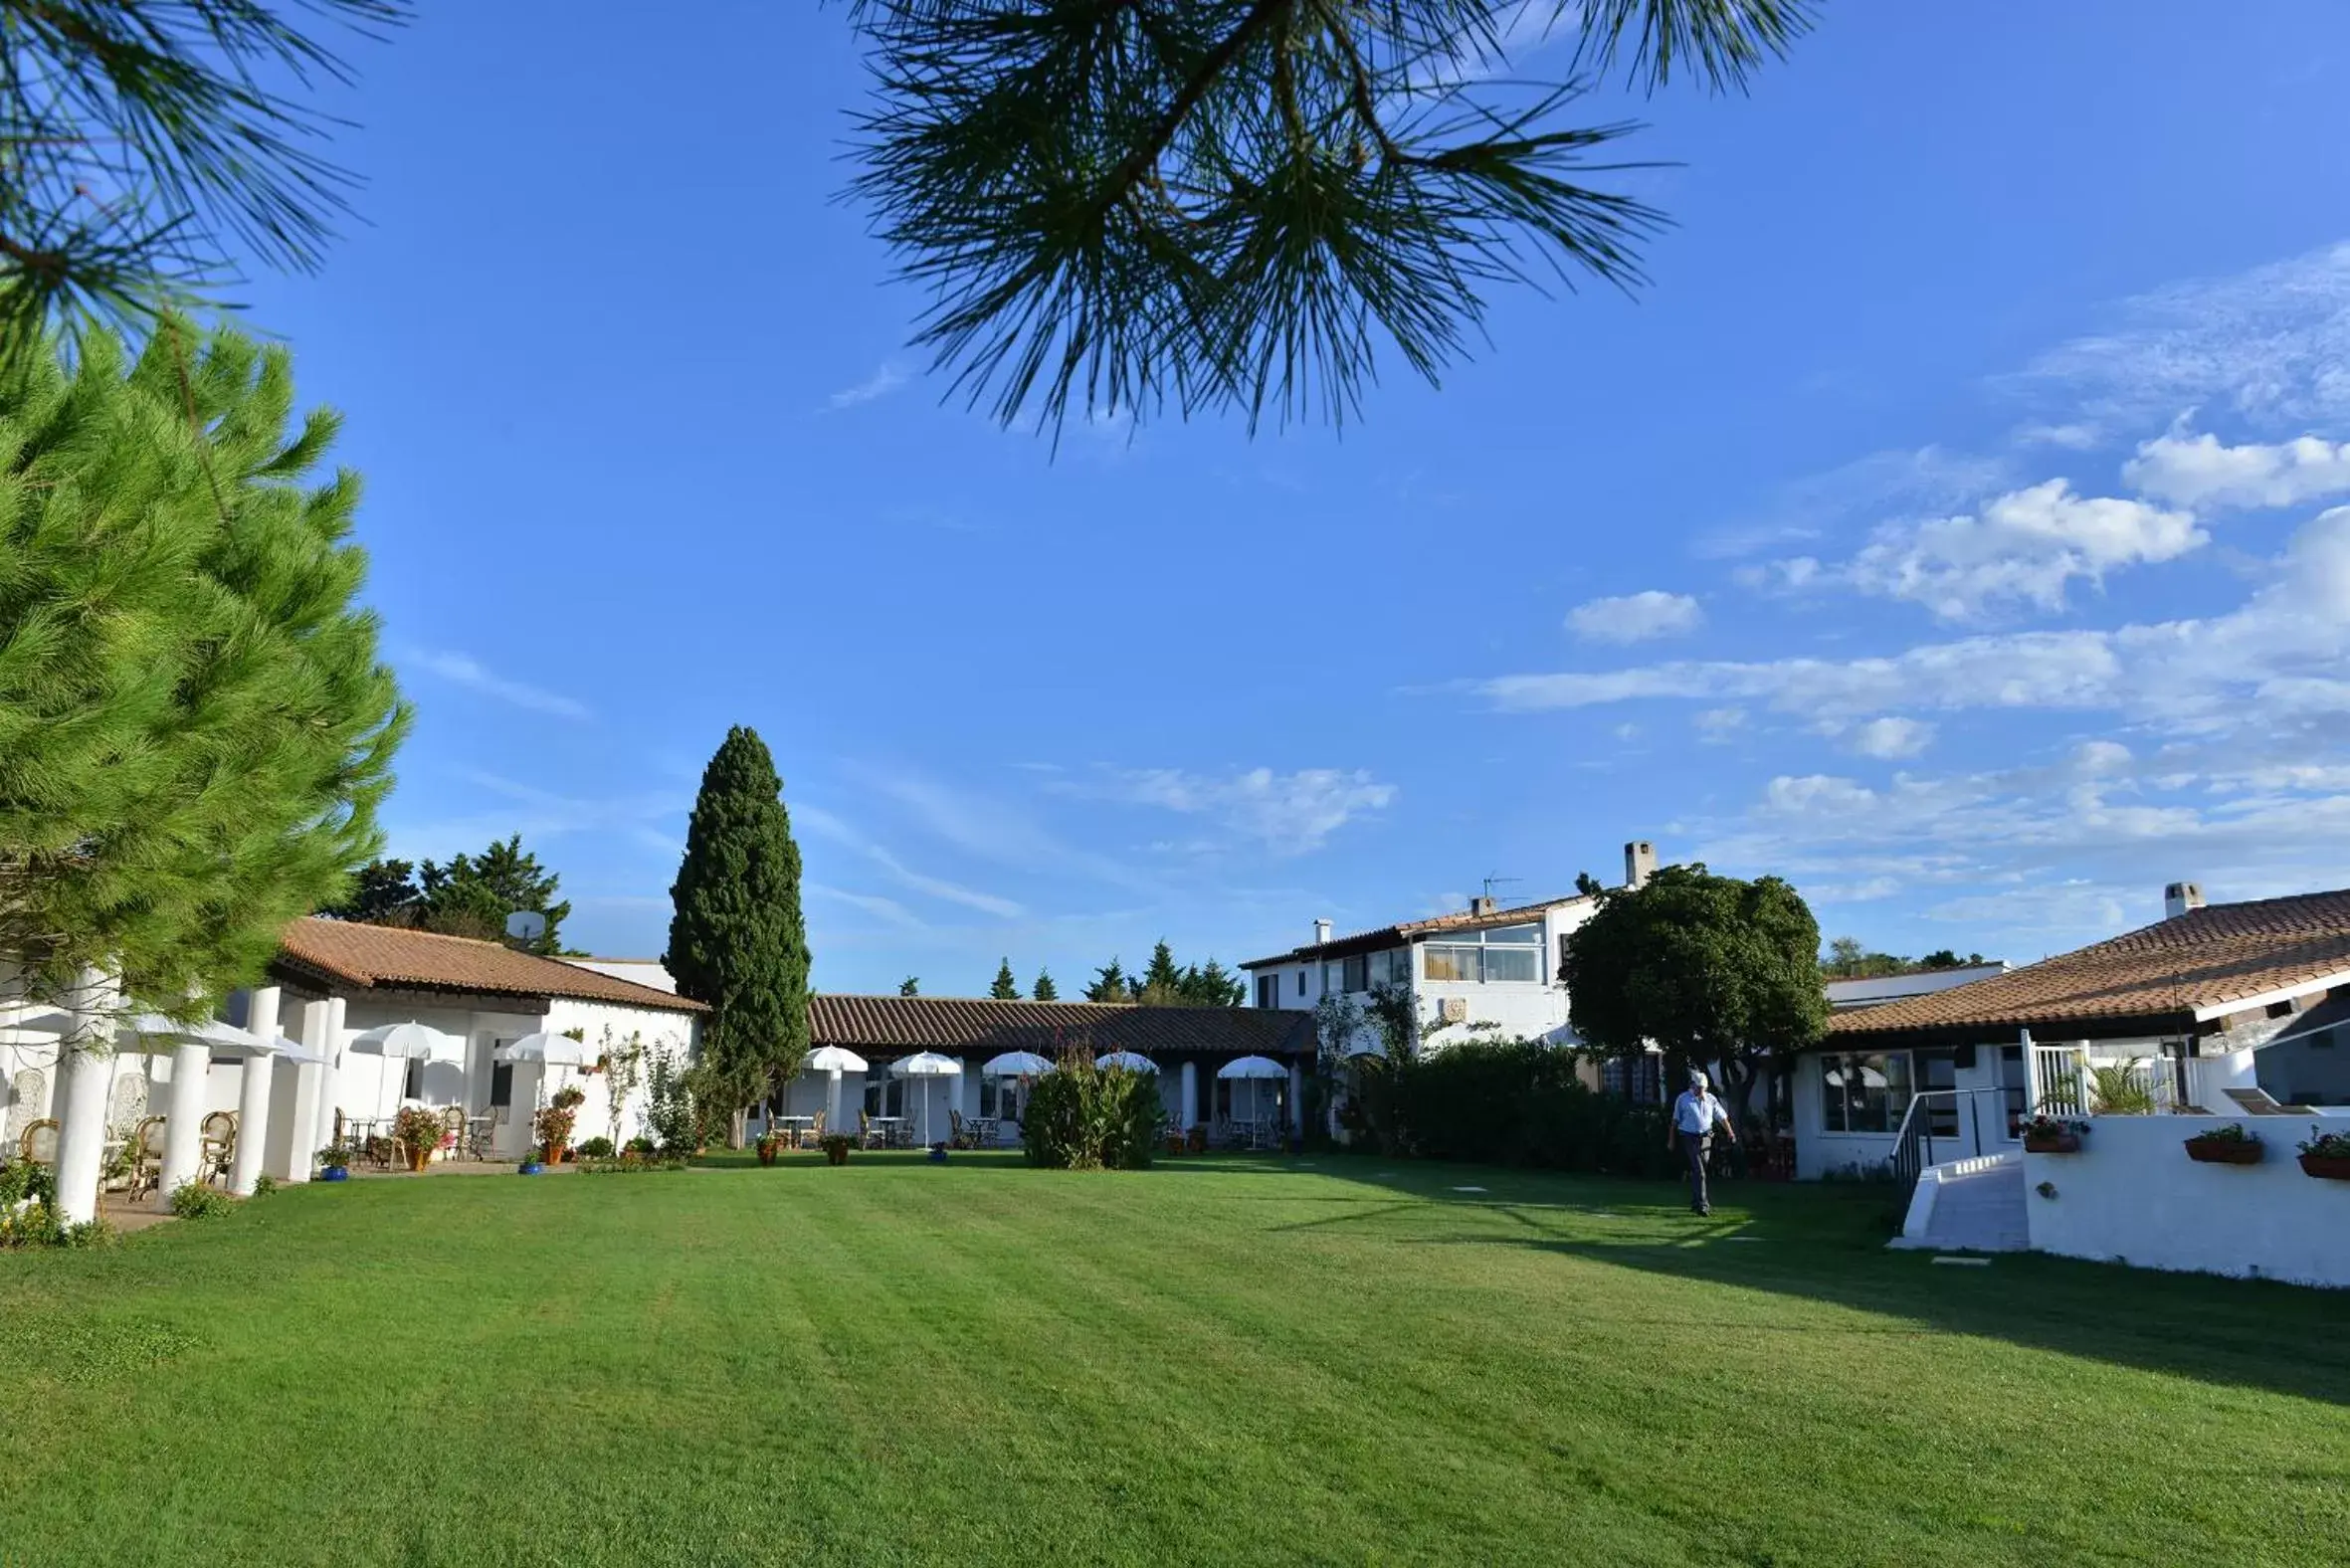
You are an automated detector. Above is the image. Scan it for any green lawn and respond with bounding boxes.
[2,1154,2345,1567]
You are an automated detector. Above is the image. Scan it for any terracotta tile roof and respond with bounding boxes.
[274,918,706,1014]
[808,994,1316,1059]
[1243,893,1591,969]
[1826,889,2350,1044]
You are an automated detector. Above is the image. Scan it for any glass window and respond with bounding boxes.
[1295,970,1305,997]
[1256,974,1278,1010]
[1820,1052,1913,1134]
[1423,945,1479,982]
[980,1078,1022,1119]
[1482,922,1542,944]
[490,1063,513,1109]
[1341,954,1369,992]
[864,1075,905,1118]
[402,1058,423,1100]
[1371,948,1411,987]
[1483,946,1538,983]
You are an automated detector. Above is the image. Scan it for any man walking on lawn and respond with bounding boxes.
[1668,1070,1736,1216]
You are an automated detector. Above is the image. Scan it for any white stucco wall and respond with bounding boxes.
[2026,1113,2350,1289]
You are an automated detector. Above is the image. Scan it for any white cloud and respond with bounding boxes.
[1565,590,1703,644]
[1693,707,1747,743]
[1844,716,1936,760]
[804,882,927,931]
[404,649,590,719]
[794,802,1025,918]
[2007,241,2350,437]
[2123,427,2350,510]
[1091,766,1397,853]
[825,361,909,410]
[1694,446,2012,560]
[1480,503,2350,734]
[1837,480,2203,620]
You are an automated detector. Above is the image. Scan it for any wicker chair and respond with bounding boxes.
[805,1109,826,1149]
[440,1104,467,1160]
[948,1108,967,1150]
[19,1117,60,1166]
[197,1110,237,1187]
[859,1108,881,1150]
[128,1114,168,1200]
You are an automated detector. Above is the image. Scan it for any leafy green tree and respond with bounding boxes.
[1135,939,1185,1003]
[1032,969,1058,1001]
[989,957,1021,999]
[0,2,410,356]
[665,727,812,1139]
[1179,957,1246,1007]
[898,976,921,996]
[1083,958,1132,1003]
[847,0,1812,434]
[1563,863,1827,1122]
[321,859,421,924]
[417,837,569,952]
[0,320,405,1011]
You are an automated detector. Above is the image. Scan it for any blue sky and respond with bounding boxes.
[238,2,2350,989]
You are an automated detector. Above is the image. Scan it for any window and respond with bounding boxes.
[1370,948,1412,988]
[1256,974,1279,1010]
[1820,1051,1914,1134]
[864,1074,905,1118]
[1341,954,1369,993]
[981,1077,1023,1118]
[1919,1050,1960,1137]
[490,1063,514,1110]
[1295,970,1305,997]
[402,1058,423,1100]
[1422,922,1546,984]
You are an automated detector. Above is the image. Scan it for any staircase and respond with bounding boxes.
[1888,1151,2029,1254]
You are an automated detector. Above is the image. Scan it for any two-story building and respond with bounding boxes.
[1240,843,1669,1062]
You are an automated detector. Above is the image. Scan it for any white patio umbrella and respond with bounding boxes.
[123,1014,269,1053]
[345,1021,465,1061]
[493,1032,595,1066]
[981,1050,1054,1078]
[891,1052,963,1145]
[807,1046,868,1135]
[1218,1055,1290,1125]
[1096,1051,1158,1074]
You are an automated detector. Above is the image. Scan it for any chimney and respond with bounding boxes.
[1312,917,1333,946]
[1625,840,1658,890]
[2164,882,2205,919]
[1469,895,1497,916]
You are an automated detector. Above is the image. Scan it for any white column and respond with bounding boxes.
[826,1068,844,1132]
[2020,1027,2039,1115]
[1179,1061,1199,1130]
[157,1040,210,1198]
[51,966,120,1227]
[960,1060,980,1119]
[230,1050,275,1195]
[283,998,330,1185]
[310,995,346,1155]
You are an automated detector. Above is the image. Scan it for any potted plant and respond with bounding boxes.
[391,1105,444,1172]
[2296,1124,2350,1180]
[755,1129,785,1168]
[819,1132,854,1167]
[534,1101,578,1166]
[517,1155,546,1175]
[316,1144,354,1182]
[928,1142,948,1164]
[2184,1122,2265,1165]
[1185,1125,1208,1155]
[2019,1114,2088,1154]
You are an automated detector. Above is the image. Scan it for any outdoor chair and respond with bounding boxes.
[439,1104,467,1160]
[805,1110,825,1149]
[948,1109,968,1150]
[198,1110,236,1186]
[2225,1087,2313,1115]
[858,1109,876,1149]
[129,1114,167,1201]
[20,1117,59,1166]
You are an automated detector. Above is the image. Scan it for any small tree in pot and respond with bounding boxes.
[391,1106,444,1172]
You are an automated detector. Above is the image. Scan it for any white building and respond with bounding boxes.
[1808,882,2350,1285]
[0,918,704,1222]
[1239,843,1669,1062]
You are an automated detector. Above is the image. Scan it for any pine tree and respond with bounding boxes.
[1134,939,1187,1005]
[989,958,1020,1000]
[665,727,812,1127]
[1032,969,1058,1002]
[848,1,1811,434]
[0,320,407,1011]
[1,3,411,355]
[898,976,920,996]
[1083,959,1130,1003]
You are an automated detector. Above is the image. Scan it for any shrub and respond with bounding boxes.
[2300,1124,2350,1159]
[1374,1039,1678,1180]
[2089,1060,2157,1115]
[623,1135,657,1156]
[574,1136,615,1159]
[577,1154,687,1174]
[533,1104,578,1159]
[251,1174,278,1198]
[550,1084,587,1111]
[391,1105,445,1161]
[168,1182,236,1220]
[644,1047,700,1154]
[2188,1121,2259,1145]
[1023,1045,1162,1170]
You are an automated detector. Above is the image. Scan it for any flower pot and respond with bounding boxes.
[320,1167,350,1183]
[2298,1152,2350,1181]
[2023,1133,2081,1154]
[756,1145,778,1167]
[927,1146,948,1164]
[2185,1138,2264,1165]
[825,1148,849,1167]
[517,1161,545,1176]
[405,1145,432,1172]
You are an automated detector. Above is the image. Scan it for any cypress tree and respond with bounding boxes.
[0,320,406,1011]
[898,976,920,996]
[989,957,1019,1000]
[1032,969,1057,1002]
[665,727,811,1124]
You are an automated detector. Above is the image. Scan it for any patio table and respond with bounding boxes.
[866,1115,905,1149]
[771,1114,817,1148]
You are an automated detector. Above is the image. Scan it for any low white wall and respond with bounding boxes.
[2026,1114,2350,1289]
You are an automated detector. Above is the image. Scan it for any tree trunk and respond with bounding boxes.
[727,1106,747,1149]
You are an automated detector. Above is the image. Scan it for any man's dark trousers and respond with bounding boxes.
[1683,1133,1711,1215]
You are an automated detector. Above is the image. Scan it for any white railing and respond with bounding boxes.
[1889,1085,2013,1206]
[2033,1045,2215,1115]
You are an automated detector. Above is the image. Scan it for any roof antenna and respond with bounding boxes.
[1481,874,1522,906]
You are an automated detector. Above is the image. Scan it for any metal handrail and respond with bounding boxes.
[1889,1086,2012,1208]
